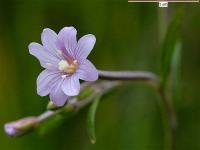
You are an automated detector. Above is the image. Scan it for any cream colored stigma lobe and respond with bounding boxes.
[58,60,77,74]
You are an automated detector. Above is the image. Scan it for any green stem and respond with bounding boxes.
[158,85,177,150]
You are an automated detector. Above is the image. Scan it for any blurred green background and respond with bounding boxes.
[0,0,200,150]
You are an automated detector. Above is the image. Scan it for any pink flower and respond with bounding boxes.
[28,27,98,106]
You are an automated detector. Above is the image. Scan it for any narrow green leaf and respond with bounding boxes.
[87,95,101,144]
[161,8,184,87]
[171,41,182,102]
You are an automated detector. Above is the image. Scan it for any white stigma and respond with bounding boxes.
[58,60,69,72]
[58,60,78,73]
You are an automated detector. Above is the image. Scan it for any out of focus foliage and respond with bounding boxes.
[0,0,200,150]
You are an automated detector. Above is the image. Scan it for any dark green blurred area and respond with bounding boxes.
[0,0,200,150]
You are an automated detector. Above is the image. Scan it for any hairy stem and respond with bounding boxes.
[4,69,177,148]
[98,70,158,82]
[37,81,120,123]
[4,81,120,136]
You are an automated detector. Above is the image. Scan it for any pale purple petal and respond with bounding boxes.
[61,75,80,96]
[28,42,59,69]
[76,59,98,81]
[37,70,61,96]
[57,27,77,58]
[50,79,68,106]
[4,123,18,136]
[75,34,96,61]
[41,28,63,59]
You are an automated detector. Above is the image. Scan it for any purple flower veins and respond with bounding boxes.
[28,27,98,106]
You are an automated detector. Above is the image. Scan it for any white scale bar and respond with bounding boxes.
[128,0,199,2]
[159,2,168,7]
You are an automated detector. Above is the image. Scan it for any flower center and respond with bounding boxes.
[58,60,78,74]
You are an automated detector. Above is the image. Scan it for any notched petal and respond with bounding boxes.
[50,79,68,106]
[28,42,59,68]
[75,34,96,60]
[41,28,63,59]
[77,59,98,81]
[37,70,61,96]
[61,75,80,96]
[57,26,77,58]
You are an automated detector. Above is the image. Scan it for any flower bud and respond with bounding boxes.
[4,117,38,137]
[47,101,62,110]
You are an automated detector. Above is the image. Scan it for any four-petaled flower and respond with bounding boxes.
[28,27,98,106]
